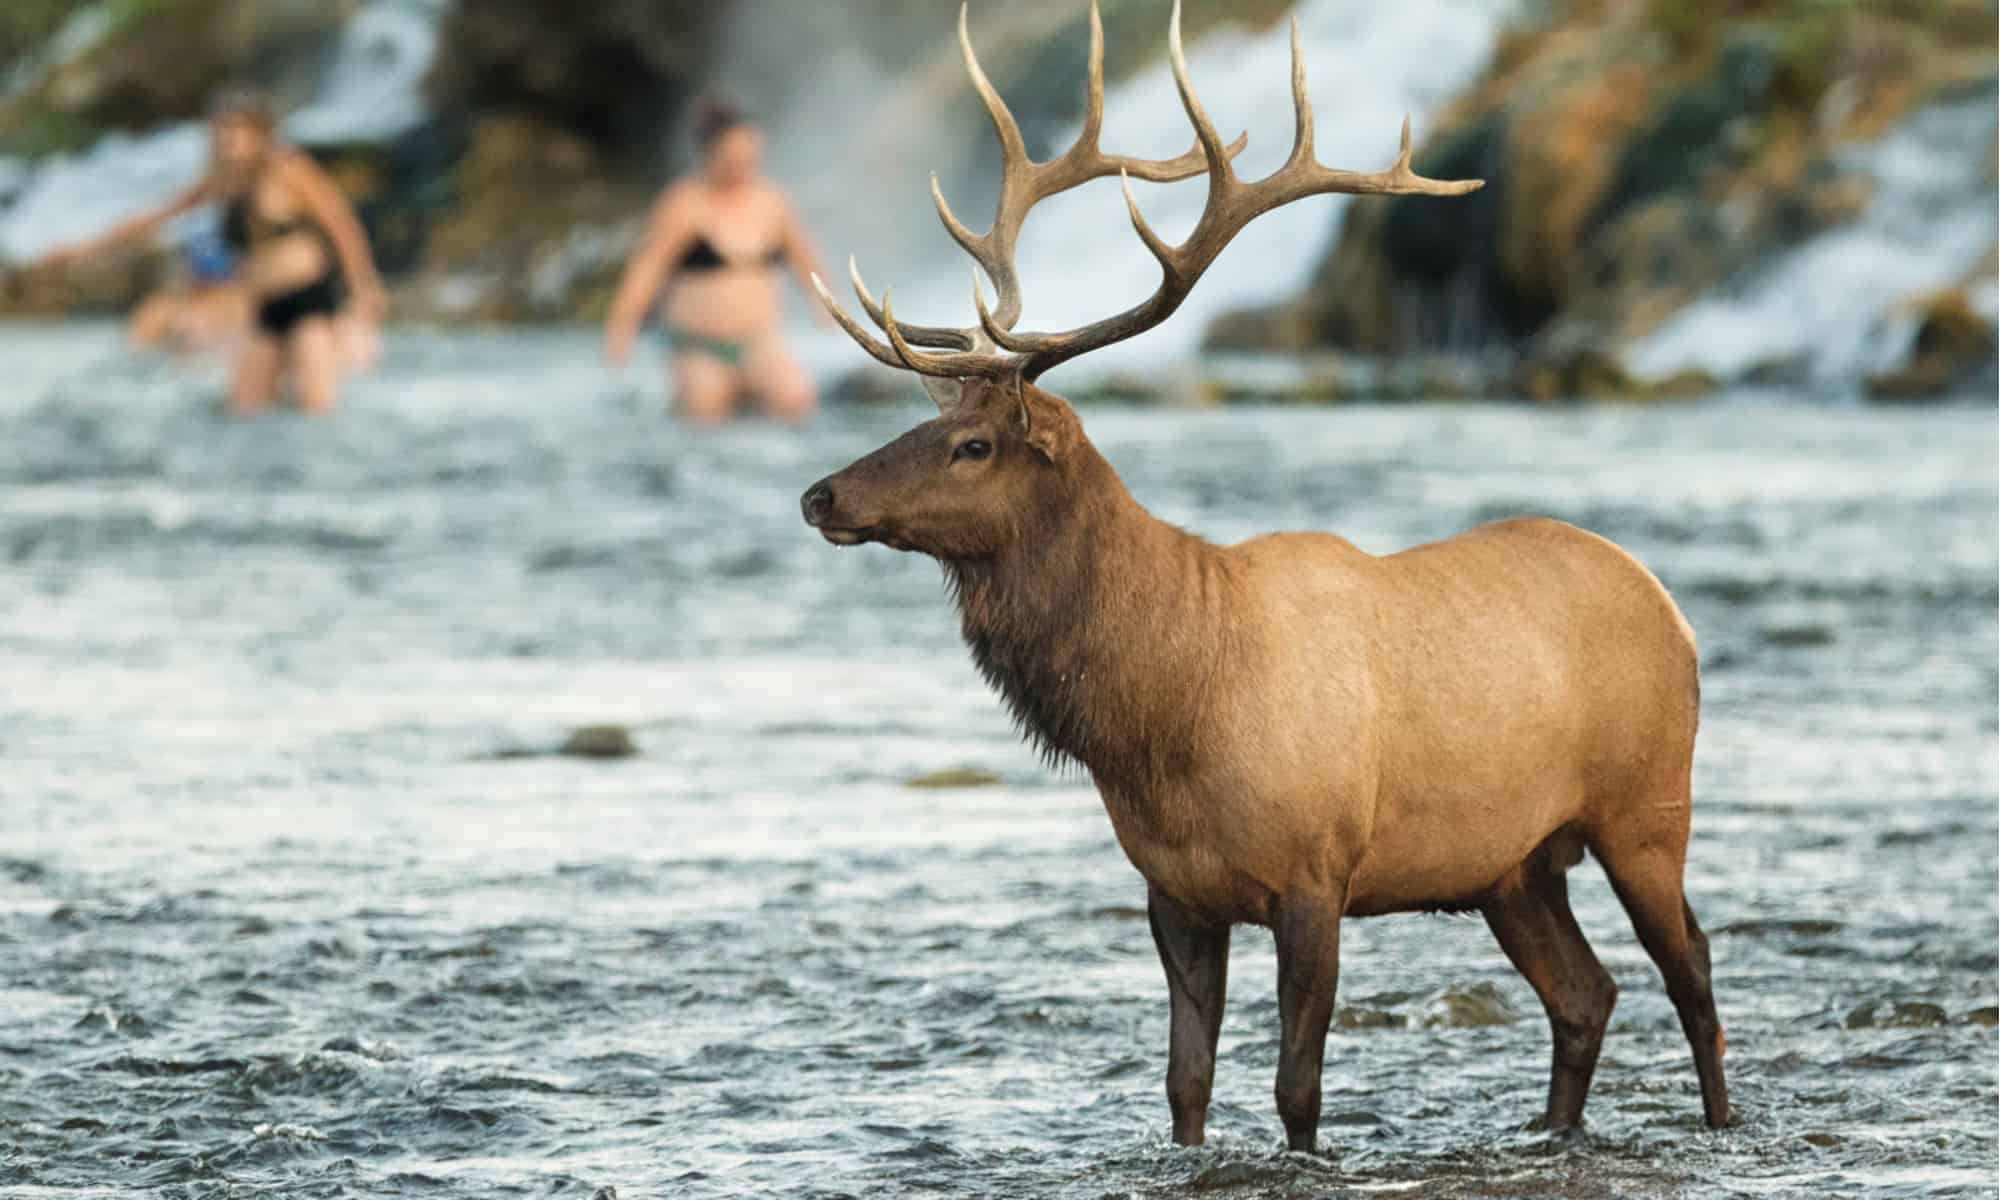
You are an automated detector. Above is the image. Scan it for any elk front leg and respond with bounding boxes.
[1272,889,1343,1153]
[1149,887,1231,1145]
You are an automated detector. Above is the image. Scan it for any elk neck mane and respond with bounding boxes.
[941,435,1237,788]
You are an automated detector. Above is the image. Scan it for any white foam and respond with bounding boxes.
[285,0,445,147]
[1626,87,1999,387]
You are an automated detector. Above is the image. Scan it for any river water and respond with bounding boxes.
[0,325,1994,1198]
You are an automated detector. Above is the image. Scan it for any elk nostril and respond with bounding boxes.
[801,480,834,526]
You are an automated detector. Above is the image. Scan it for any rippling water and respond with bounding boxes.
[1,325,1994,1198]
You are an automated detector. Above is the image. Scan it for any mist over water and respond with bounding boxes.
[0,325,1994,1196]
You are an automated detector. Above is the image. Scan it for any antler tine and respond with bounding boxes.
[1164,0,1235,191]
[1286,17,1313,169]
[1120,169,1177,272]
[958,2,1027,165]
[1080,0,1105,147]
[849,254,975,352]
[974,269,1043,354]
[953,0,1250,335]
[1307,115,1484,196]
[882,288,1020,380]
[812,270,920,371]
[827,3,1475,388]
[1003,4,1483,380]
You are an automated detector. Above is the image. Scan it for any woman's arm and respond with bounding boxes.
[776,196,831,324]
[605,188,695,366]
[38,180,211,268]
[279,152,386,319]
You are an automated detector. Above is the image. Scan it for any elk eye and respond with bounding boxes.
[954,439,992,462]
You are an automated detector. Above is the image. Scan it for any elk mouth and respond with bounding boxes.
[816,525,876,547]
[817,524,920,552]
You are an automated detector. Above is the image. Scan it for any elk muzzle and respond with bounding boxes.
[800,476,872,546]
[800,478,845,539]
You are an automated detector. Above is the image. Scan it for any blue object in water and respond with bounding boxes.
[182,233,234,284]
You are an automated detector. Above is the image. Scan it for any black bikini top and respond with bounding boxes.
[222,195,318,253]
[679,234,786,274]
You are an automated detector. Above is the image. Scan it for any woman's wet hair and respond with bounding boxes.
[208,85,277,132]
[693,95,753,150]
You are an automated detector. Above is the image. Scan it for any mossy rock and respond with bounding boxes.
[1845,999,1949,1029]
[1288,0,1997,367]
[0,0,353,152]
[559,725,638,759]
[0,0,89,72]
[904,767,1003,790]
[1867,288,1998,402]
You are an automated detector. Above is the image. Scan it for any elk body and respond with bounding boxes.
[802,1,1729,1152]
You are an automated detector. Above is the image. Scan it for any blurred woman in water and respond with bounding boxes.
[126,231,250,358]
[604,98,827,425]
[41,87,386,415]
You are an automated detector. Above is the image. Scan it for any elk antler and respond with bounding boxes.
[814,0,1482,383]
[814,0,1245,375]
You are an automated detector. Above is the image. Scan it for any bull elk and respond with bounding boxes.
[800,1,1729,1152]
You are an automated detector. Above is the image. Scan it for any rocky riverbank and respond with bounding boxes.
[0,0,1993,401]
[1211,0,1998,401]
[0,0,1290,324]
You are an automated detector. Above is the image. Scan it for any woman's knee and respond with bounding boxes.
[673,359,737,424]
[764,377,815,424]
[751,356,816,424]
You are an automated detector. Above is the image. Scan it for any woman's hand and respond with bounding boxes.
[36,244,84,272]
[604,322,638,368]
[350,280,388,324]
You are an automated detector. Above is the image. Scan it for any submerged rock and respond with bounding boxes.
[1963,1006,1998,1027]
[1420,981,1518,1028]
[560,725,638,759]
[1334,1005,1403,1031]
[1844,999,1949,1029]
[904,767,1003,790]
[1761,621,1836,648]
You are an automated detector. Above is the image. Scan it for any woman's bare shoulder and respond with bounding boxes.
[656,179,706,210]
[268,147,325,180]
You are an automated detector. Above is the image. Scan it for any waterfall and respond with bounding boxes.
[285,0,446,147]
[2,2,116,100]
[776,0,1519,381]
[0,0,445,265]
[1625,84,1999,389]
[0,125,209,263]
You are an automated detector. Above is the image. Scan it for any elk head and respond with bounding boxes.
[802,0,1481,561]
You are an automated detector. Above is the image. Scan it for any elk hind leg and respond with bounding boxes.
[1482,843,1616,1131]
[1594,816,1730,1128]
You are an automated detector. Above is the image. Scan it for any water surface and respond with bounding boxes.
[1,326,1994,1197]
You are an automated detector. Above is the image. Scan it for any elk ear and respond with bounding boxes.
[920,376,965,414]
[1015,381,1077,462]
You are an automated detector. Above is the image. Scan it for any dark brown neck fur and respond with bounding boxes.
[944,436,1235,796]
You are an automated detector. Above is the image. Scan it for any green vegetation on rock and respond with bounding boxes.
[1212,0,1998,399]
